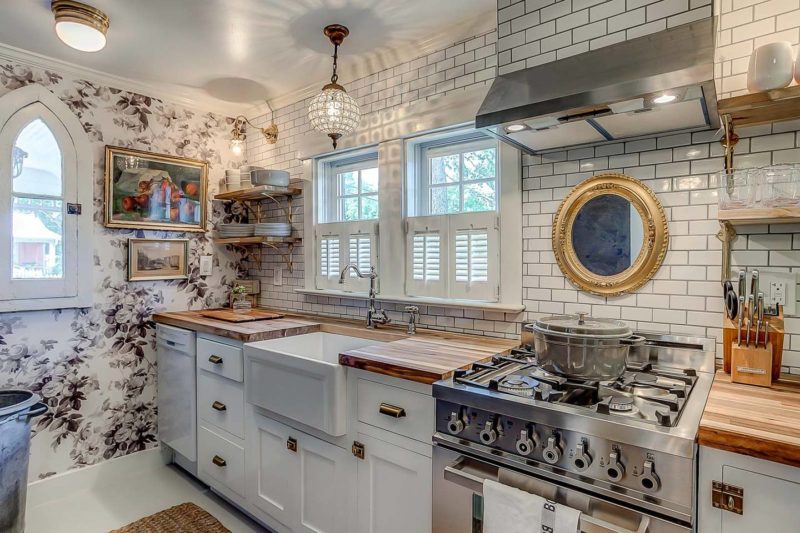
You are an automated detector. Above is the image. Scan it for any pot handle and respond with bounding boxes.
[620,335,647,347]
[17,402,48,422]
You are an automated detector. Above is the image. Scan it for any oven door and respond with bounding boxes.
[433,444,691,533]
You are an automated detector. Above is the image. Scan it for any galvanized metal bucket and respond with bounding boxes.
[0,390,47,533]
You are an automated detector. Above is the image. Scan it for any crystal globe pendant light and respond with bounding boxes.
[307,24,361,149]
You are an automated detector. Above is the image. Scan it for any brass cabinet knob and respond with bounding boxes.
[208,355,223,364]
[212,455,226,467]
[211,401,226,411]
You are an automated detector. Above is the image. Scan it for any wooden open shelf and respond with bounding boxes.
[214,184,302,202]
[718,85,800,127]
[212,235,301,246]
[719,206,800,225]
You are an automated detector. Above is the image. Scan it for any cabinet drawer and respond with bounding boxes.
[197,338,243,382]
[198,425,245,497]
[357,378,433,444]
[198,371,244,439]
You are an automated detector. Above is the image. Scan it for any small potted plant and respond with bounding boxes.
[231,284,252,314]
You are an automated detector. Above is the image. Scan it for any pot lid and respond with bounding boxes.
[532,313,632,337]
[0,389,40,419]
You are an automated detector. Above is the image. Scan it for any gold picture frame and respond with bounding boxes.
[105,145,208,232]
[552,173,669,297]
[128,238,189,281]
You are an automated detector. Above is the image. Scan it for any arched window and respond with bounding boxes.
[0,84,92,311]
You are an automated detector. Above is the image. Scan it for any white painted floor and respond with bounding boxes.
[25,451,268,533]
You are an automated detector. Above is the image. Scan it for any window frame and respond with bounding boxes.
[0,84,93,312]
[302,127,523,312]
[318,153,379,224]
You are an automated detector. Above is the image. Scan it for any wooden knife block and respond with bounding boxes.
[723,306,784,384]
[731,342,774,387]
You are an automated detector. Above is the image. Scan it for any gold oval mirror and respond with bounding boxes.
[552,173,669,297]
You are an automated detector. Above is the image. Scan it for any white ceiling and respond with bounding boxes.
[0,0,495,115]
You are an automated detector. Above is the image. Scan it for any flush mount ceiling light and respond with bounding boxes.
[653,93,677,104]
[51,0,109,52]
[308,24,361,149]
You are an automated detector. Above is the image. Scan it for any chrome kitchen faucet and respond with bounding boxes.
[339,264,390,329]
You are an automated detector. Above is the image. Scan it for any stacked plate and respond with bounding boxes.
[254,222,292,237]
[218,223,255,237]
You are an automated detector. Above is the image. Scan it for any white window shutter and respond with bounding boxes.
[449,212,498,301]
[317,221,378,292]
[405,216,447,298]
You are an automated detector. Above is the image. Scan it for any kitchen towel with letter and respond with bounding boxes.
[482,479,580,533]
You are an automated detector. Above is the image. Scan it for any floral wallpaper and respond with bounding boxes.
[0,61,245,480]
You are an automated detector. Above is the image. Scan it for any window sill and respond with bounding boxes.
[294,288,526,313]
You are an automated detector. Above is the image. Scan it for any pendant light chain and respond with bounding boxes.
[331,43,339,84]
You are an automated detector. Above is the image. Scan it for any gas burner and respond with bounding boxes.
[632,373,657,384]
[608,396,635,412]
[498,375,539,397]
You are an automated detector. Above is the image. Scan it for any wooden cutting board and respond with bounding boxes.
[198,308,284,323]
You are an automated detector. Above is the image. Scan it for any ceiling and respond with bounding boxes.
[0,0,495,115]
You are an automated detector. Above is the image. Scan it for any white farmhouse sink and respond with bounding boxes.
[244,333,382,436]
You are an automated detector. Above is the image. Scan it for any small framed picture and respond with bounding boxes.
[105,145,208,232]
[128,238,189,281]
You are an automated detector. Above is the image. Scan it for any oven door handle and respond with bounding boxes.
[444,457,651,533]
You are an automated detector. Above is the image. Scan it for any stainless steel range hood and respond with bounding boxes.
[476,18,718,154]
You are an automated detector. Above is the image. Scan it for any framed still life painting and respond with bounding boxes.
[128,238,189,281]
[105,146,208,232]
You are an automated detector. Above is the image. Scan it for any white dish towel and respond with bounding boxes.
[483,479,581,533]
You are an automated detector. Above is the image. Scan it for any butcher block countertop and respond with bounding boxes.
[698,372,800,468]
[153,309,517,384]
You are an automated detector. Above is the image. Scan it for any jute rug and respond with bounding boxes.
[110,502,231,533]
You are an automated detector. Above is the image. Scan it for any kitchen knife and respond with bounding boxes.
[738,269,747,302]
[737,295,745,346]
[756,292,764,348]
[746,294,754,346]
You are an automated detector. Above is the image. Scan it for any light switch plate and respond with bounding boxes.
[274,267,283,286]
[199,255,213,276]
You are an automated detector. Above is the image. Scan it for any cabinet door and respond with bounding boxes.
[357,433,432,533]
[296,432,357,533]
[722,466,800,533]
[246,413,298,528]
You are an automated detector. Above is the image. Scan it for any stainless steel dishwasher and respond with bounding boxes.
[156,324,197,471]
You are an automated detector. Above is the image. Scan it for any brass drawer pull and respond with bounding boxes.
[211,401,227,411]
[212,455,227,467]
[379,403,406,418]
[208,355,223,364]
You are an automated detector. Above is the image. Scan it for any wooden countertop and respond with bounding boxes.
[153,309,518,384]
[698,372,800,468]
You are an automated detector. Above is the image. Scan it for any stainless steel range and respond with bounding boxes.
[432,328,715,533]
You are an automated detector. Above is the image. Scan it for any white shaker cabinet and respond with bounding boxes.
[246,409,357,533]
[698,446,800,532]
[356,432,432,533]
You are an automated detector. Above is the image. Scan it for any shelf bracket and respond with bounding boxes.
[720,113,739,175]
[717,220,737,283]
[263,241,295,273]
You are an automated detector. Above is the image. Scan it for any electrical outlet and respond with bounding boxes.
[771,281,786,307]
[274,267,283,286]
[199,255,213,276]
[758,271,797,316]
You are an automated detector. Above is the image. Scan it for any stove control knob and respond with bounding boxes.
[515,426,537,456]
[606,450,625,482]
[479,420,499,445]
[640,460,661,492]
[543,435,562,464]
[572,440,592,472]
[447,410,466,435]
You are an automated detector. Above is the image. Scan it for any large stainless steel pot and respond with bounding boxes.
[526,313,645,381]
[0,390,48,533]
